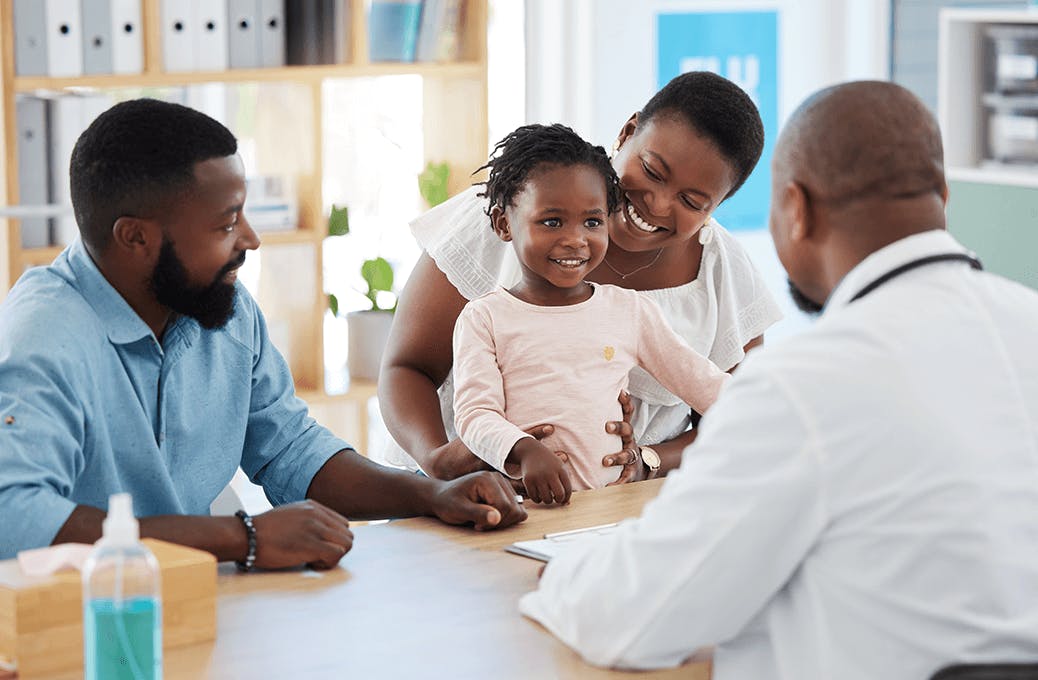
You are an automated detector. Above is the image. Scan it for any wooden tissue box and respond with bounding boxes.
[0,538,216,677]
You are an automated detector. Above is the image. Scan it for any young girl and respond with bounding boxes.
[452,124,729,505]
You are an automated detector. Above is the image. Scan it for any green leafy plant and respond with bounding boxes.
[326,204,397,314]
[418,161,451,208]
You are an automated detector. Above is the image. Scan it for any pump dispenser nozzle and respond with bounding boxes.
[102,493,140,546]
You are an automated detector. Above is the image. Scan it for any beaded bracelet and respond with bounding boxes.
[235,509,257,573]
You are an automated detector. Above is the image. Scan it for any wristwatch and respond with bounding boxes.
[639,446,661,480]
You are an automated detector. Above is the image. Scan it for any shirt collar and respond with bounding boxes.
[824,229,972,314]
[63,238,159,345]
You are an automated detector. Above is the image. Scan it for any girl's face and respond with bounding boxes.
[492,163,610,303]
[609,115,736,253]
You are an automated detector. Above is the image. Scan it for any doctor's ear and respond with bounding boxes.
[490,205,512,242]
[784,181,813,242]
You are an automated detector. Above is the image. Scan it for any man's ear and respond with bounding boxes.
[785,181,813,243]
[939,180,949,207]
[614,112,639,150]
[490,205,512,242]
[111,216,162,260]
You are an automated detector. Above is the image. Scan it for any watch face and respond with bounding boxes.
[641,446,661,469]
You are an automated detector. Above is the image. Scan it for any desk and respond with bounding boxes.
[43,480,711,679]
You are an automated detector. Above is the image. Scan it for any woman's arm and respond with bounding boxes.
[378,252,490,480]
[606,334,766,480]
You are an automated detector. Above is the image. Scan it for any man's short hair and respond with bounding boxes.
[70,98,238,251]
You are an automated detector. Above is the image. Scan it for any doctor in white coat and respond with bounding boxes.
[519,80,1038,680]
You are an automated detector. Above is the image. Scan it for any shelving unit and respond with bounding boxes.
[938,7,1038,188]
[0,0,489,452]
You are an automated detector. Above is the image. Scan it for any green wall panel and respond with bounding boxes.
[947,180,1038,291]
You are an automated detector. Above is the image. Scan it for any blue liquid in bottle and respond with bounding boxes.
[83,494,162,680]
[84,597,162,680]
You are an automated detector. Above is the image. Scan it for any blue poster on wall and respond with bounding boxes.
[657,11,778,231]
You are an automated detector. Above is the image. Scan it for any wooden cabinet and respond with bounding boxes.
[0,0,488,449]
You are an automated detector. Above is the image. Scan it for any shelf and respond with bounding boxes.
[299,379,378,404]
[19,245,65,268]
[948,165,1038,188]
[939,8,1038,189]
[13,62,485,94]
[1,0,489,409]
[939,7,1038,24]
[254,229,321,246]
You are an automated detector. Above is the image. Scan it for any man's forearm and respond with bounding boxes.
[54,504,248,562]
[306,449,439,520]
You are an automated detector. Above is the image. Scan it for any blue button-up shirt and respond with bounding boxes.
[0,239,348,558]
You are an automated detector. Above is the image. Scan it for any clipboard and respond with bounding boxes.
[505,523,618,563]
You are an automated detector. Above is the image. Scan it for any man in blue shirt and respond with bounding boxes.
[0,98,526,567]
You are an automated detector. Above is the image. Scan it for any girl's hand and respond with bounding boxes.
[513,439,572,505]
[509,424,562,496]
[603,391,641,485]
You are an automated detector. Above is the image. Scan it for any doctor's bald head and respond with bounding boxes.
[768,81,949,312]
[774,80,944,206]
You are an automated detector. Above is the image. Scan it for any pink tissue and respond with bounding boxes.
[17,543,93,576]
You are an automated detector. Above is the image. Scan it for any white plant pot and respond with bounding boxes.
[346,310,395,381]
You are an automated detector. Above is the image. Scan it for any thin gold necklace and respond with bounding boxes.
[601,248,663,280]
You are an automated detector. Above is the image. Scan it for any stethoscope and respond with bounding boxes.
[848,253,983,304]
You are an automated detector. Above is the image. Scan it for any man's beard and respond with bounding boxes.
[787,278,824,316]
[149,239,245,330]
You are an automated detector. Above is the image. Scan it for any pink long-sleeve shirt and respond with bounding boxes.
[452,284,729,490]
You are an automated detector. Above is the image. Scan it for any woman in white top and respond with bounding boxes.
[378,71,783,483]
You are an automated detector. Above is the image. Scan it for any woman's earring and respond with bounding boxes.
[610,140,620,159]
[698,221,715,245]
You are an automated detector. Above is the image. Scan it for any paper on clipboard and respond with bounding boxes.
[505,523,618,563]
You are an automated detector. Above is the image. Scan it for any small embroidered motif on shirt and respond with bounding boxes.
[603,346,615,361]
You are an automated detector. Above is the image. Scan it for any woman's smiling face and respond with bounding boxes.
[608,114,736,253]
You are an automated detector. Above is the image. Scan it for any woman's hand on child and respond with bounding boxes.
[511,438,573,505]
[604,391,641,485]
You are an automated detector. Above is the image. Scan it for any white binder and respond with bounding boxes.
[258,0,285,68]
[227,0,260,69]
[13,0,49,77]
[48,94,111,247]
[45,0,84,77]
[414,0,443,62]
[161,0,195,72]
[81,0,113,75]
[15,97,51,249]
[194,0,229,71]
[110,0,143,74]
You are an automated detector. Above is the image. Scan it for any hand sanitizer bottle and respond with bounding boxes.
[82,493,162,680]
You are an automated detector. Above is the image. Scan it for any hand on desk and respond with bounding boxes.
[430,471,529,530]
[253,500,353,570]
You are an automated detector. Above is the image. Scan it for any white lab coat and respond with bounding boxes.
[520,230,1038,680]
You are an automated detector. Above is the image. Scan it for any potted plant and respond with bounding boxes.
[326,162,450,382]
[326,205,397,382]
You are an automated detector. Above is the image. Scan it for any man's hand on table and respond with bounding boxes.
[429,471,528,530]
[252,500,353,570]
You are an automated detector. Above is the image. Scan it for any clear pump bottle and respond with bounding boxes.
[82,493,162,680]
